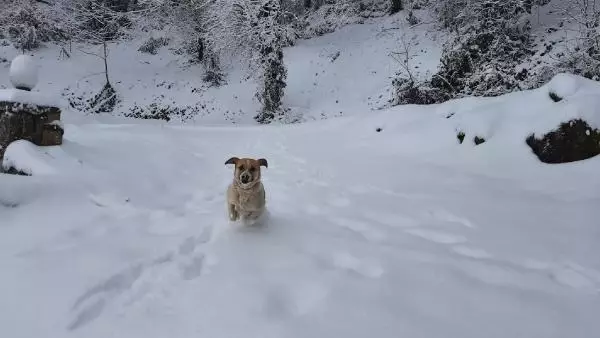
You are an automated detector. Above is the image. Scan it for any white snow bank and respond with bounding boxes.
[1,139,76,176]
[546,73,582,98]
[348,73,600,147]
[0,88,60,108]
[440,73,600,144]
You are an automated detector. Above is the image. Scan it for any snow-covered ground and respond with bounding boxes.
[2,6,600,338]
[2,72,600,337]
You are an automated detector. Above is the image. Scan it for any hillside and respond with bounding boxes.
[0,6,442,124]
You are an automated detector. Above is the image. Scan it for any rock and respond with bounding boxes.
[526,118,600,163]
[548,91,562,102]
[42,122,64,146]
[457,131,465,144]
[473,136,486,145]
[0,101,63,166]
[9,55,39,91]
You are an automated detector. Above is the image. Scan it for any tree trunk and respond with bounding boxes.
[198,37,204,62]
[390,0,403,15]
[103,40,110,84]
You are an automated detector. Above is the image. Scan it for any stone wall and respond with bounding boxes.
[0,101,63,166]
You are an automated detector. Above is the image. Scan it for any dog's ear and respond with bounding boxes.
[258,158,268,168]
[225,157,239,165]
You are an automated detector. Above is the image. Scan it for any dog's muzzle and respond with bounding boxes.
[240,172,251,184]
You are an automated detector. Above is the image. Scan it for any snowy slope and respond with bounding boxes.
[2,74,600,337]
[0,11,440,124]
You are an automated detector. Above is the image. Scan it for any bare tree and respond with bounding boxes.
[56,0,131,85]
[553,0,600,80]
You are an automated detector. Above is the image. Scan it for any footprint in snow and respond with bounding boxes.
[177,228,213,256]
[456,260,564,292]
[180,254,206,280]
[361,210,420,228]
[329,216,385,242]
[427,209,476,228]
[305,204,325,215]
[451,245,493,259]
[69,264,144,330]
[331,251,384,279]
[327,195,351,208]
[545,263,600,292]
[404,228,467,245]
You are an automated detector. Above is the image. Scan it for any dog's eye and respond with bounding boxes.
[249,167,256,172]
[238,166,244,171]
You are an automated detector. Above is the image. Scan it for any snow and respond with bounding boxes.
[547,73,581,98]
[1,80,600,337]
[434,73,600,144]
[1,7,599,338]
[1,139,71,175]
[0,88,60,107]
[9,54,39,90]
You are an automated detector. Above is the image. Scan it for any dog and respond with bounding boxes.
[225,156,268,224]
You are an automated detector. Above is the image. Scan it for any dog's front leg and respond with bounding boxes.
[228,203,239,221]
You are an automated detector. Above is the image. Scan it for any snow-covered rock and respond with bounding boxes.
[1,139,75,176]
[0,88,59,107]
[9,54,39,91]
[546,73,581,99]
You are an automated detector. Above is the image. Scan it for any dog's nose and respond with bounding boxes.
[240,173,251,183]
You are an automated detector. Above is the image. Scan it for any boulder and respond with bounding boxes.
[526,119,600,163]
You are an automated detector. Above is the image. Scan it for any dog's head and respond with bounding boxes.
[225,157,268,187]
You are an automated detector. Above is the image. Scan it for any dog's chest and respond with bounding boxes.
[237,190,253,205]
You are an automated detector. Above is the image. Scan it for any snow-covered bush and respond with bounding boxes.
[158,0,228,84]
[551,0,600,81]
[212,0,289,122]
[125,102,206,122]
[138,36,170,55]
[65,0,133,43]
[66,83,120,114]
[203,55,226,87]
[432,0,537,97]
[0,0,67,51]
[296,0,389,39]
[394,0,545,105]
[391,78,449,105]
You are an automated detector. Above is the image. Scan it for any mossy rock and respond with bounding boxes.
[548,91,562,102]
[457,131,465,144]
[526,118,600,163]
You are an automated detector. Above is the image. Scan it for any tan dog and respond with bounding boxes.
[225,157,268,223]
